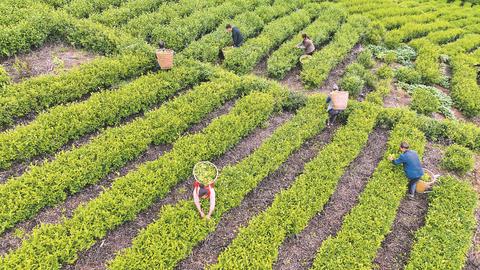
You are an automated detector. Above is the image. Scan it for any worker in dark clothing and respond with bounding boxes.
[226,24,244,47]
[388,142,424,199]
[296,33,315,55]
[193,180,216,219]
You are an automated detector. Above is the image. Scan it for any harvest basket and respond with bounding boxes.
[299,54,312,64]
[416,168,439,193]
[331,91,349,110]
[156,49,174,70]
[193,161,219,186]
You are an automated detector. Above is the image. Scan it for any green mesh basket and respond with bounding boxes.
[193,161,219,185]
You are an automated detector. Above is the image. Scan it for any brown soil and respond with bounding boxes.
[1,42,96,83]
[279,66,305,93]
[0,100,236,256]
[434,84,449,95]
[273,128,389,270]
[176,123,341,270]
[373,143,443,270]
[64,112,293,270]
[432,112,446,121]
[440,62,452,78]
[357,85,374,102]
[451,108,467,121]
[469,117,480,126]
[383,82,411,108]
[471,155,480,193]
[252,56,268,78]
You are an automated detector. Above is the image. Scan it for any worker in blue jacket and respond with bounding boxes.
[388,142,424,199]
[226,24,244,47]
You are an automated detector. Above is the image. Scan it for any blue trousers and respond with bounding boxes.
[408,178,420,195]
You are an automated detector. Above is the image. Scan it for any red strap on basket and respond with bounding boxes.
[193,180,200,188]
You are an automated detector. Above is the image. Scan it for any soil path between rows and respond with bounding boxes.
[373,143,442,270]
[0,100,236,256]
[176,123,341,270]
[64,112,293,270]
[252,56,268,78]
[273,128,389,270]
[280,66,304,92]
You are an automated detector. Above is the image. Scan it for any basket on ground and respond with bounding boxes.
[299,54,312,64]
[416,168,439,193]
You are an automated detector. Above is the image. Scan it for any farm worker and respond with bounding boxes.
[226,24,244,47]
[193,180,216,219]
[158,40,174,54]
[325,84,343,127]
[388,142,424,199]
[296,33,315,55]
[158,40,166,50]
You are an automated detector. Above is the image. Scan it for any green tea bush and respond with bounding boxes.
[406,176,477,270]
[182,0,305,64]
[0,61,212,169]
[384,51,397,64]
[64,0,126,18]
[378,107,480,151]
[410,39,442,84]
[449,55,480,117]
[109,95,329,269]
[90,0,166,27]
[0,53,154,128]
[0,3,59,57]
[312,120,426,270]
[395,67,422,84]
[225,3,323,74]
[0,65,10,88]
[426,28,465,45]
[376,64,394,79]
[283,91,307,112]
[213,103,379,269]
[357,49,374,69]
[441,144,475,175]
[341,74,365,97]
[266,3,345,79]
[152,0,263,52]
[410,87,440,115]
[364,21,385,45]
[301,15,368,88]
[0,80,285,269]
[399,82,455,119]
[365,78,392,105]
